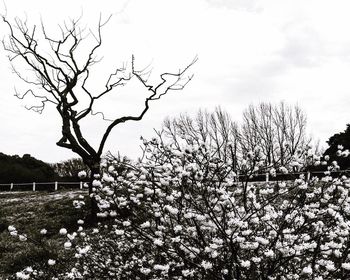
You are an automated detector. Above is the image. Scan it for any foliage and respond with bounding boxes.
[324,124,350,170]
[0,153,55,184]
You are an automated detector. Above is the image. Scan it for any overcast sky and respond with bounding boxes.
[0,0,350,163]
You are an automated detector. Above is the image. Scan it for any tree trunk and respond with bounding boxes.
[86,159,101,224]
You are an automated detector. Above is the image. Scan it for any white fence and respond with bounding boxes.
[0,170,348,192]
[233,169,349,183]
[0,181,87,192]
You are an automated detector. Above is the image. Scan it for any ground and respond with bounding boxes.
[0,190,89,279]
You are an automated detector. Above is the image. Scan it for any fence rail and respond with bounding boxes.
[235,169,350,183]
[0,170,348,192]
[0,181,87,192]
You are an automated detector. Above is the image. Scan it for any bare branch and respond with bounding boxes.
[97,56,198,155]
[14,88,58,114]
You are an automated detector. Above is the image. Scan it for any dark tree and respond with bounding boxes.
[0,153,55,184]
[324,124,350,169]
[2,14,196,219]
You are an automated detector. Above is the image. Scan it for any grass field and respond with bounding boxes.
[0,190,89,279]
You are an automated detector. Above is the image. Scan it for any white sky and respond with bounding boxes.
[0,0,350,163]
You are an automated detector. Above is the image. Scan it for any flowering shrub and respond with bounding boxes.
[8,136,350,279]
[57,137,350,279]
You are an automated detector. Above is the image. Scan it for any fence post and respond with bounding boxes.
[80,181,83,189]
[265,172,269,183]
[55,182,58,191]
[33,182,36,191]
[10,183,13,191]
[265,173,269,183]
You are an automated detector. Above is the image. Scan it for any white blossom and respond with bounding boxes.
[64,241,72,249]
[301,266,312,275]
[201,260,213,270]
[18,234,27,242]
[48,259,56,266]
[78,171,87,179]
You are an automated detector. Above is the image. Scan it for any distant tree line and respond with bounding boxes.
[1,106,349,184]
[163,102,309,176]
[0,153,55,183]
[0,153,89,183]
[163,103,350,179]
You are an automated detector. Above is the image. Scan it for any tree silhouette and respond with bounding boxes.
[2,14,196,219]
[0,153,55,184]
[324,124,350,169]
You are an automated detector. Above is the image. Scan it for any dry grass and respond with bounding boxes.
[0,190,89,279]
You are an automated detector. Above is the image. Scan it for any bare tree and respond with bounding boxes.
[239,101,308,169]
[2,14,196,219]
[52,157,88,179]
[162,107,240,169]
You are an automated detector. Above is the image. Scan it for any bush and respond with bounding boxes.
[55,136,350,280]
[8,136,350,280]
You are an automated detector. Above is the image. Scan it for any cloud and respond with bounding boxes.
[279,21,325,68]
